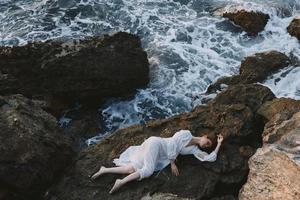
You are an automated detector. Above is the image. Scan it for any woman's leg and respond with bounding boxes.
[91,164,135,180]
[109,155,156,194]
[109,140,159,193]
[109,171,140,194]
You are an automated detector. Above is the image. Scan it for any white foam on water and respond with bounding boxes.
[90,1,300,143]
[263,66,300,99]
[58,117,72,127]
[1,0,300,143]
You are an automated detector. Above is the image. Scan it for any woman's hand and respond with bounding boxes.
[217,134,224,143]
[171,162,179,176]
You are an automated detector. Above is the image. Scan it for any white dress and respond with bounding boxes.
[113,130,217,180]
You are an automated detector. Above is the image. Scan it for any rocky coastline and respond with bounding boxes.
[0,32,150,199]
[1,10,300,200]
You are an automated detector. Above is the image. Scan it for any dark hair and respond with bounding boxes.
[202,134,217,151]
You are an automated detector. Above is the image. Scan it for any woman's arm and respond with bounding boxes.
[213,134,223,154]
[194,134,224,162]
[170,159,179,176]
[213,141,222,154]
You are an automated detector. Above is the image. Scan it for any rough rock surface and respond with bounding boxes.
[287,18,300,40]
[0,32,149,106]
[211,84,275,112]
[223,10,269,35]
[47,84,275,200]
[258,98,300,148]
[0,95,74,200]
[239,148,300,200]
[239,98,300,200]
[257,97,300,121]
[206,51,290,94]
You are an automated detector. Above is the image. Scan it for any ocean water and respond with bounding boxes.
[1,0,300,144]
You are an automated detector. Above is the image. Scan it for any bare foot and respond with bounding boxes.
[91,166,106,180]
[109,179,123,194]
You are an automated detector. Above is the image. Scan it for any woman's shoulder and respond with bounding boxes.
[175,129,192,134]
[173,129,193,139]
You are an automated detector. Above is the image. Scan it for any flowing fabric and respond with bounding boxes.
[113,130,217,180]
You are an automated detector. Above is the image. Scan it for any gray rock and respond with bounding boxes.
[0,95,74,200]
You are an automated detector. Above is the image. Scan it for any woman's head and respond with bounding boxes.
[199,135,212,148]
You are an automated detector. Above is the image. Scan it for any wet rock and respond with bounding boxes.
[223,10,269,35]
[0,71,20,95]
[257,97,300,121]
[206,75,240,94]
[239,51,290,82]
[0,32,149,107]
[239,105,300,199]
[60,107,103,151]
[215,20,244,33]
[211,84,275,112]
[47,84,274,200]
[287,18,300,40]
[0,95,74,200]
[206,51,290,94]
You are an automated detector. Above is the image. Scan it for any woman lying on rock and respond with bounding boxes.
[91,129,224,194]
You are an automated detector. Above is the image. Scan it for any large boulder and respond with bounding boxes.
[239,51,291,82]
[206,51,290,94]
[257,98,300,143]
[211,84,275,112]
[0,95,74,200]
[239,147,300,200]
[257,97,300,121]
[47,84,274,200]
[0,32,149,107]
[239,98,300,199]
[223,10,269,35]
[287,18,300,40]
